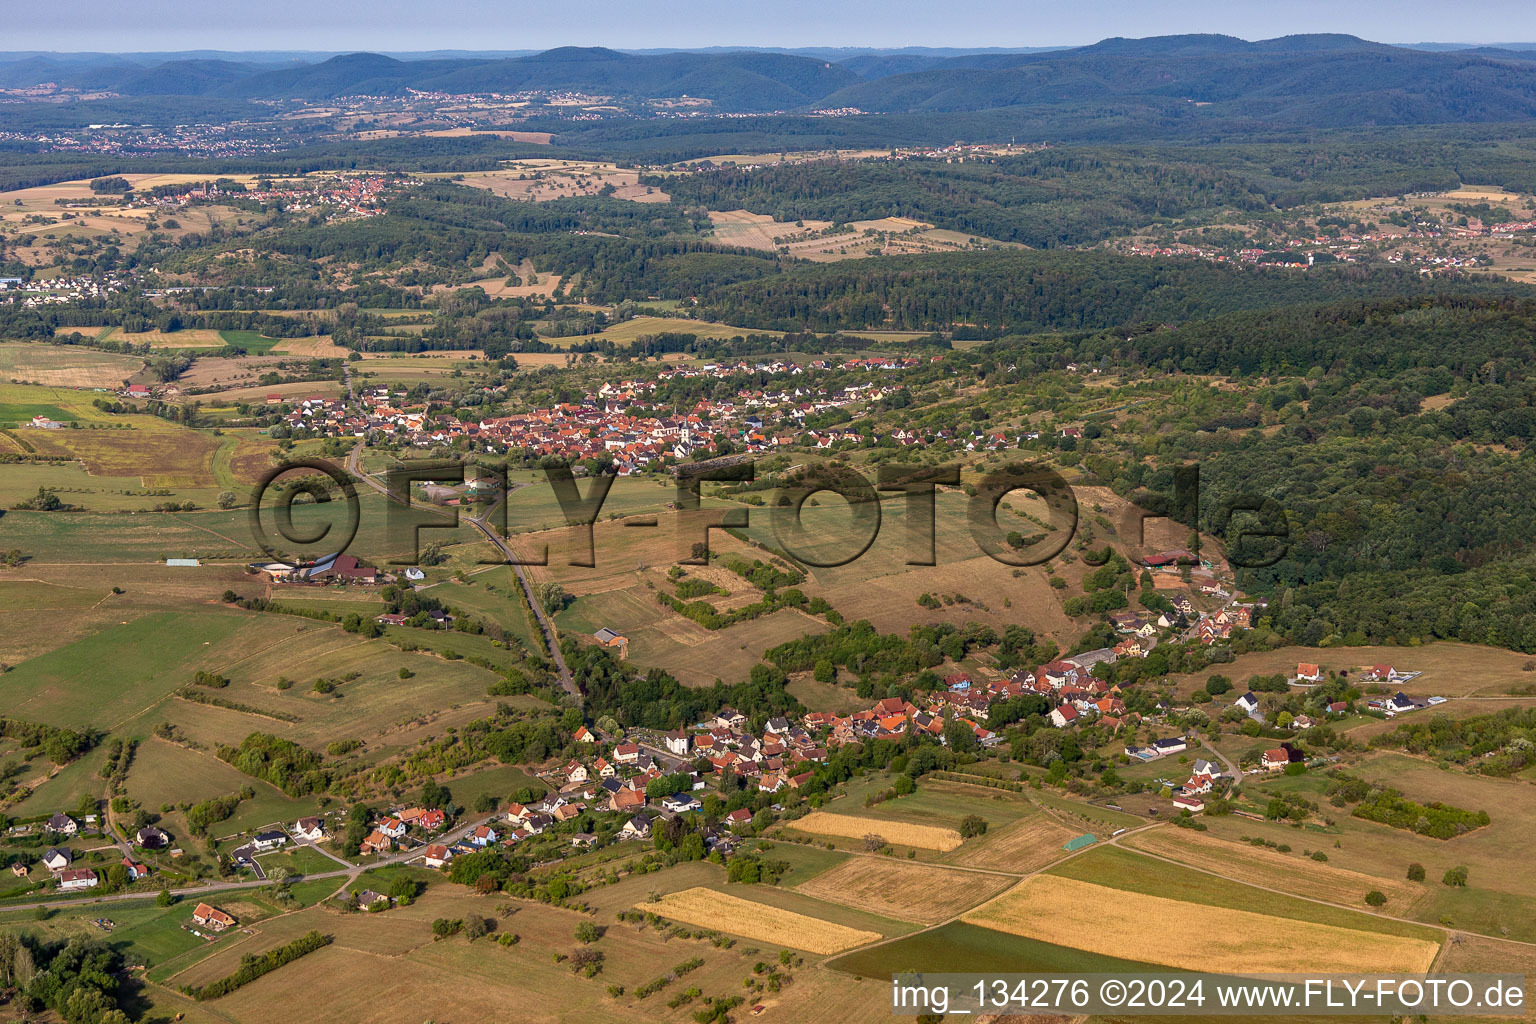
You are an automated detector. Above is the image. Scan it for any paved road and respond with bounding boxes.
[342,443,578,701]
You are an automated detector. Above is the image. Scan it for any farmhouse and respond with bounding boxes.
[593,627,629,658]
[192,903,236,931]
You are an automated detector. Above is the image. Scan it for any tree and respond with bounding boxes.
[1407,862,1426,882]
[1443,865,1469,887]
[959,815,989,838]
[1365,890,1387,907]
[1204,675,1233,696]
[575,921,600,944]
[217,491,237,509]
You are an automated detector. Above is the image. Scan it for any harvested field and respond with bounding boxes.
[644,886,880,954]
[795,858,1012,924]
[0,342,143,388]
[100,326,229,348]
[947,811,1078,872]
[1123,827,1427,912]
[789,811,963,852]
[963,875,1441,974]
[269,336,349,357]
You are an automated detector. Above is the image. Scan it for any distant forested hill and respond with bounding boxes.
[4,35,1536,125]
[692,250,1525,332]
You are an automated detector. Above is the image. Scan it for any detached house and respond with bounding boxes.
[293,817,326,842]
[423,844,453,869]
[59,868,98,891]
[1262,748,1292,771]
[47,813,79,836]
[1050,704,1079,729]
[192,903,236,931]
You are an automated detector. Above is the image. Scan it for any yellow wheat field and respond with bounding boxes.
[643,887,880,954]
[789,811,964,852]
[963,876,1440,974]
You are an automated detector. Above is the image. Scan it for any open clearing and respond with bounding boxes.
[644,886,880,954]
[795,858,1011,924]
[964,875,1440,974]
[787,811,963,852]
[0,342,143,388]
[946,810,1078,872]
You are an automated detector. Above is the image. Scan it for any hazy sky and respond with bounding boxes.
[8,0,1536,53]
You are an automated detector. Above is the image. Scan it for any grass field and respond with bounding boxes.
[830,920,1162,977]
[1052,846,1443,941]
[644,886,881,953]
[787,811,963,852]
[794,858,1013,924]
[1168,641,1536,698]
[1123,826,1427,913]
[964,874,1440,973]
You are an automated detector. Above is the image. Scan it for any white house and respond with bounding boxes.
[663,730,690,757]
[251,830,288,851]
[293,817,326,842]
[59,868,98,891]
[1050,704,1079,729]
